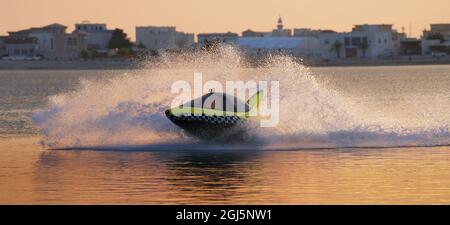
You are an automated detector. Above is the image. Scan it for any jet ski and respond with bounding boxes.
[165,89,264,141]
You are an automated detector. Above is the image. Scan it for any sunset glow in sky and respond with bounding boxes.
[2,0,450,39]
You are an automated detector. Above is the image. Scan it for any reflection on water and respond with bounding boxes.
[1,66,450,204]
[33,149,264,204]
[0,139,449,204]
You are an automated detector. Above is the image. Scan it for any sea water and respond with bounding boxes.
[0,47,449,204]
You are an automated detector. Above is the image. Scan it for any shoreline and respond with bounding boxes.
[1,57,450,70]
[306,56,450,67]
[0,59,142,70]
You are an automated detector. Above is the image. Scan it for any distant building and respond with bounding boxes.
[197,32,239,47]
[73,22,113,51]
[272,17,291,37]
[400,38,422,55]
[241,17,293,39]
[0,36,7,57]
[237,37,319,57]
[242,29,272,38]
[421,39,446,55]
[8,23,86,60]
[424,24,450,39]
[136,26,194,51]
[421,24,450,55]
[3,36,40,59]
[318,24,405,59]
[293,28,323,38]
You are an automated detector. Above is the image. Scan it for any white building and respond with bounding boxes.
[318,24,405,59]
[237,37,320,57]
[73,22,113,50]
[136,26,194,51]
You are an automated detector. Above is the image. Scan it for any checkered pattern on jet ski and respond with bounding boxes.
[168,114,243,124]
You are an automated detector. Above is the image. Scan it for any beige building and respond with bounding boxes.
[136,26,194,51]
[8,23,86,60]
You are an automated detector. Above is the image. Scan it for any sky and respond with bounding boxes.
[2,0,450,40]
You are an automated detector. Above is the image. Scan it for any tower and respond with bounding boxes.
[277,16,284,31]
[272,16,291,37]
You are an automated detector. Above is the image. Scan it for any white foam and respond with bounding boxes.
[32,46,450,149]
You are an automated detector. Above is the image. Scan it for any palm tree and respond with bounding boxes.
[330,40,343,58]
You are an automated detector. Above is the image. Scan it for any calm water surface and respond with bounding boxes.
[0,66,449,204]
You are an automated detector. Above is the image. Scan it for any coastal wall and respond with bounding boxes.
[1,56,450,70]
[0,59,140,70]
[308,55,450,67]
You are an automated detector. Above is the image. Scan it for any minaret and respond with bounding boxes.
[277,16,284,31]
